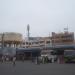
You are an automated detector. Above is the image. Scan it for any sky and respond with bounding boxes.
[0,0,75,37]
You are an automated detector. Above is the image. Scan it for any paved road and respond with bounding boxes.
[0,61,75,75]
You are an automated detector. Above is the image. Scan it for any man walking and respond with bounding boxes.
[12,56,16,66]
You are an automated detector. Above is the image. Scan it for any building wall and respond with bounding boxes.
[51,32,74,45]
[0,32,23,48]
[22,37,51,48]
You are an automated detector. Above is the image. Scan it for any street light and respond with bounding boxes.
[2,33,4,48]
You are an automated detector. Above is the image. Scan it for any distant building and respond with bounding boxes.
[21,37,52,56]
[51,31,74,46]
[0,31,74,59]
[0,32,23,48]
[22,37,51,48]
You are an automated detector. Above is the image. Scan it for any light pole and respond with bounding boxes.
[2,33,4,49]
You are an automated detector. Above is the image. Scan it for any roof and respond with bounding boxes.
[45,44,75,50]
[16,47,41,52]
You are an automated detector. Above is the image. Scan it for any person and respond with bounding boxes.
[1,56,4,63]
[38,56,41,64]
[12,56,16,66]
[6,57,9,62]
[32,57,35,63]
[42,56,45,64]
[22,56,25,62]
[51,56,54,63]
[45,56,48,63]
[35,57,38,64]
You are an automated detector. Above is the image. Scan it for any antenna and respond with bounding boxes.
[64,25,68,32]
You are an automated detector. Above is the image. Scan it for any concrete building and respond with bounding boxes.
[0,31,74,59]
[51,31,74,46]
[21,37,52,56]
[22,37,51,48]
[0,32,23,48]
[0,31,74,49]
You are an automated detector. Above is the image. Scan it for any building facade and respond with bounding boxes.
[0,32,23,48]
[0,31,74,57]
[22,37,51,48]
[51,31,74,46]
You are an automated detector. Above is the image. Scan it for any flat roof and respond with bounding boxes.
[16,47,41,52]
[45,44,75,50]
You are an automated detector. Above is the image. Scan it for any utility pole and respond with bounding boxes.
[2,33,4,49]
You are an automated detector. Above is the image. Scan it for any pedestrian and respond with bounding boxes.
[32,57,35,63]
[22,56,25,62]
[12,56,16,66]
[42,56,45,64]
[1,56,4,63]
[38,56,41,64]
[45,56,48,63]
[35,57,38,64]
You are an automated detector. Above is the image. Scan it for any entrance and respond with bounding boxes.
[24,52,32,60]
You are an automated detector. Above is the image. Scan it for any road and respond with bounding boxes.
[0,61,75,75]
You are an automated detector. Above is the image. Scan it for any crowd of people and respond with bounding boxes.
[0,55,64,65]
[0,55,16,66]
[31,55,57,65]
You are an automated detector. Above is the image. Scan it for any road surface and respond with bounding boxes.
[0,61,75,75]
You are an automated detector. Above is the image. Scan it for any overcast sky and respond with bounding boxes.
[0,0,75,37]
